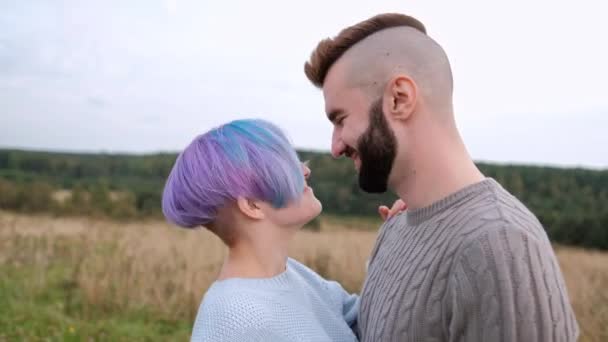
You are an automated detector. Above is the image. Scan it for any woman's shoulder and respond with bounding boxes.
[192,283,276,340]
[286,257,318,277]
[286,258,355,300]
[200,280,274,313]
[286,258,336,284]
[286,258,337,292]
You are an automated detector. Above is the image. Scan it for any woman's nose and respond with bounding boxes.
[302,161,311,179]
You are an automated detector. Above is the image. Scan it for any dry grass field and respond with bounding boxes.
[0,211,606,341]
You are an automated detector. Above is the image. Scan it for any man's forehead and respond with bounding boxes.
[323,86,345,116]
[322,61,349,107]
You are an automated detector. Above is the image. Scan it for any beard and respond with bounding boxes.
[356,98,398,193]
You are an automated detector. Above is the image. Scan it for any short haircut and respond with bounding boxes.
[162,119,305,232]
[304,13,426,87]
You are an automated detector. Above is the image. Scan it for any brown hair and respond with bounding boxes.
[304,13,427,88]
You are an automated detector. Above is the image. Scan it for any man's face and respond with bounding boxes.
[323,65,397,193]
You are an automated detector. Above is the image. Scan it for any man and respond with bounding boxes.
[304,13,579,342]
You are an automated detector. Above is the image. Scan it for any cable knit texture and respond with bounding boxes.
[191,258,359,342]
[359,178,579,342]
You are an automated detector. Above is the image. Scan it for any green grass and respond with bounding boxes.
[0,263,192,341]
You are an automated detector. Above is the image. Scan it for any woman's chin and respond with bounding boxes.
[313,199,323,216]
[293,205,322,230]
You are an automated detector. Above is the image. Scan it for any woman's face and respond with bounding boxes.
[262,163,322,229]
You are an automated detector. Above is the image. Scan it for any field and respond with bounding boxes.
[1,211,606,341]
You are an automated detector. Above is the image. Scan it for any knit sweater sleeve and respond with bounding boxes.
[446,225,579,342]
[325,279,360,331]
[287,258,359,332]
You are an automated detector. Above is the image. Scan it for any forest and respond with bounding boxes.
[1,148,606,250]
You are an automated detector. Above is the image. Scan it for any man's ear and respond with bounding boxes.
[385,74,418,121]
[236,196,265,220]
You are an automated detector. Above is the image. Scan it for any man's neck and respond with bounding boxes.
[394,142,485,210]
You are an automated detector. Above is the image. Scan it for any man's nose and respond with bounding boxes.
[331,130,346,158]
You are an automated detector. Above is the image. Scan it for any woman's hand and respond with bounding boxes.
[378,199,407,221]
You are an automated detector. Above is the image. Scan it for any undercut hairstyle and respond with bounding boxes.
[304,13,427,88]
[162,119,305,235]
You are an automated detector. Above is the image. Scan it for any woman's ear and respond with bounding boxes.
[385,74,418,121]
[236,196,265,220]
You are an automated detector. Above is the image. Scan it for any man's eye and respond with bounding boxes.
[337,117,345,125]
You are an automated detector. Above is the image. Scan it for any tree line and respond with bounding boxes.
[1,149,606,250]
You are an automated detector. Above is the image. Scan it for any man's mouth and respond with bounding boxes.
[344,146,361,171]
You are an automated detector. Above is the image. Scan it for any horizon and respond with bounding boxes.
[1,146,606,172]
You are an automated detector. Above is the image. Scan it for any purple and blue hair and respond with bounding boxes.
[162,119,305,228]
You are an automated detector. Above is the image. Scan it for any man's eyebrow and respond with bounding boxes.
[327,109,343,124]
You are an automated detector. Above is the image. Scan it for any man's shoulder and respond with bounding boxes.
[475,181,548,241]
[452,191,552,267]
[443,181,551,262]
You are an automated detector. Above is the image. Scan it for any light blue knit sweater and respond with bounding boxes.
[190,258,359,342]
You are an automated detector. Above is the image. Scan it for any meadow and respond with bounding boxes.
[1,211,606,341]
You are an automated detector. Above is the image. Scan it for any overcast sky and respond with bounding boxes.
[1,0,607,168]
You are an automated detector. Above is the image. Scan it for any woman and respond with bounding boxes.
[162,119,360,341]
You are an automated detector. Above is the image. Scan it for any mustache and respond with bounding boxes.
[344,145,357,158]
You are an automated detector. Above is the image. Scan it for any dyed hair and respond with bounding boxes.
[304,13,426,87]
[162,119,305,230]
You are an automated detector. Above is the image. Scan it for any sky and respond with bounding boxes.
[1,0,607,168]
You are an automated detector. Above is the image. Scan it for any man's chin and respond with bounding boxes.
[359,175,388,193]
